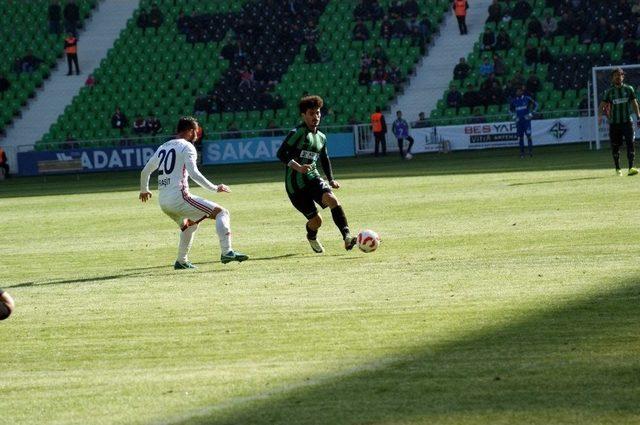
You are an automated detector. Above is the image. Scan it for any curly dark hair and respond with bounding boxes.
[299,95,324,114]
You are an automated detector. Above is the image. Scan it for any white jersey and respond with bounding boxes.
[140,138,218,204]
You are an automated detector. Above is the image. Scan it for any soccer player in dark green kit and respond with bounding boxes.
[599,67,640,176]
[276,95,357,253]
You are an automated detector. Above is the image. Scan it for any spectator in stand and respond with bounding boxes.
[527,16,543,38]
[413,111,429,128]
[481,28,496,51]
[0,75,10,93]
[304,20,319,44]
[238,66,255,90]
[227,121,241,139]
[508,70,526,97]
[463,83,481,108]
[453,0,469,35]
[348,115,358,126]
[176,10,190,34]
[358,66,371,86]
[133,116,147,135]
[493,53,507,76]
[623,38,639,64]
[541,12,557,37]
[391,15,409,38]
[370,0,384,23]
[380,15,393,45]
[389,1,404,18]
[361,51,373,69]
[526,72,542,94]
[579,97,589,116]
[194,93,211,116]
[479,56,494,77]
[372,44,389,65]
[0,146,10,178]
[418,13,432,44]
[63,0,80,36]
[137,7,149,34]
[524,43,538,66]
[220,40,239,61]
[481,73,498,92]
[371,65,388,85]
[84,73,96,87]
[495,28,512,50]
[487,0,502,24]
[469,107,487,123]
[63,133,79,149]
[447,85,463,109]
[111,107,128,135]
[353,0,368,20]
[387,63,403,90]
[371,106,387,156]
[392,110,415,159]
[453,57,470,80]
[633,1,640,16]
[146,114,162,136]
[511,0,533,20]
[304,42,321,63]
[404,0,420,19]
[15,51,42,73]
[353,20,370,41]
[48,0,62,35]
[487,81,505,105]
[539,43,553,64]
[64,32,80,75]
[149,3,164,35]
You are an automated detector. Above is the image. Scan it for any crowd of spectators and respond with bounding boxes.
[178,0,327,114]
[357,45,404,90]
[352,0,431,53]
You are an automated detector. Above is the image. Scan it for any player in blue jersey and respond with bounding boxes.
[509,86,538,158]
[391,110,415,159]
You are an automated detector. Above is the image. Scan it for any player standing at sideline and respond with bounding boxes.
[392,110,415,159]
[510,86,538,158]
[599,68,640,176]
[276,95,357,253]
[139,116,248,269]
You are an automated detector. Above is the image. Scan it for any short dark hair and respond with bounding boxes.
[299,95,323,114]
[375,106,381,112]
[176,116,198,133]
[612,67,625,76]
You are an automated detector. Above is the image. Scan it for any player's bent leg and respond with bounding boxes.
[324,193,356,250]
[306,214,324,253]
[175,223,198,269]
[214,208,249,264]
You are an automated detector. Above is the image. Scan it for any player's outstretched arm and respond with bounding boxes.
[185,148,222,193]
[139,149,161,201]
[320,146,337,187]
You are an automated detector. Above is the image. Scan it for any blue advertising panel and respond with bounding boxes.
[202,132,354,165]
[18,145,159,176]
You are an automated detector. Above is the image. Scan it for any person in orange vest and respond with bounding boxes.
[370,106,387,157]
[0,146,9,178]
[64,32,80,75]
[452,0,469,35]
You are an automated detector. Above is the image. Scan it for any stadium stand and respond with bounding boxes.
[37,0,451,149]
[0,0,97,135]
[430,0,636,125]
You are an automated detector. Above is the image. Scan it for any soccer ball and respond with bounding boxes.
[405,153,413,160]
[357,229,380,253]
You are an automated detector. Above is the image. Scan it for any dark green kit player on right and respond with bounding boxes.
[599,67,640,176]
[276,95,357,253]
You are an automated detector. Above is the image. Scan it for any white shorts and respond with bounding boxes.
[159,193,220,228]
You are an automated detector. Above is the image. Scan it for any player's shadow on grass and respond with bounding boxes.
[168,279,640,425]
[4,266,227,288]
[507,176,607,186]
[236,253,298,262]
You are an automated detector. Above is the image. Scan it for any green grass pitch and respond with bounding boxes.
[1,144,639,425]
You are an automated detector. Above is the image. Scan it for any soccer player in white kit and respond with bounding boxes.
[139,116,248,269]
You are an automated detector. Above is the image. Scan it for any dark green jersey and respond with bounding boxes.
[276,123,333,195]
[603,84,637,124]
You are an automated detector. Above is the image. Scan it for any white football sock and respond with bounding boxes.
[177,224,198,263]
[215,209,232,254]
